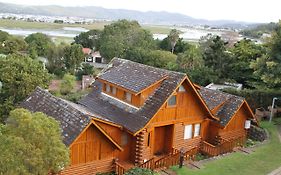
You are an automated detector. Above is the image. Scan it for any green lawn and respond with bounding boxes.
[171,119,281,175]
[0,19,171,34]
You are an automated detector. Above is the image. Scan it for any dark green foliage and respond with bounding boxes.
[76,63,96,80]
[99,19,156,60]
[199,34,233,80]
[46,43,66,77]
[0,54,50,122]
[124,167,156,175]
[0,36,27,55]
[239,22,278,38]
[51,89,90,103]
[159,37,190,54]
[74,29,101,49]
[0,108,69,174]
[223,88,281,110]
[185,66,219,86]
[0,30,9,42]
[229,39,265,88]
[25,32,53,57]
[251,21,281,88]
[60,73,76,95]
[63,44,84,75]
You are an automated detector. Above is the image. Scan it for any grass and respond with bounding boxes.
[171,118,281,175]
[0,19,171,34]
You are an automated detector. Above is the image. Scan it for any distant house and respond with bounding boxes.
[21,58,258,175]
[83,49,108,69]
[205,82,243,91]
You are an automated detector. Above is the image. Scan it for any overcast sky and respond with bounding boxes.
[0,0,280,23]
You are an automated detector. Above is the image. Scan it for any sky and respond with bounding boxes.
[0,0,280,23]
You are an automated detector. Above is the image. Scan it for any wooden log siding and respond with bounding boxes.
[60,158,114,175]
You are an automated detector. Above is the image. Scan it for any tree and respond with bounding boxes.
[25,33,53,57]
[63,44,84,75]
[145,50,177,69]
[0,36,27,54]
[0,30,9,43]
[73,29,101,49]
[46,43,66,77]
[60,73,76,95]
[168,29,180,54]
[76,63,96,80]
[229,39,265,87]
[0,108,69,174]
[0,54,50,122]
[199,34,233,79]
[176,44,204,71]
[159,37,189,54]
[250,21,281,88]
[99,19,156,60]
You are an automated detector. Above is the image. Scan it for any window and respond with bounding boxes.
[179,85,186,92]
[121,133,128,146]
[168,95,176,106]
[184,125,192,140]
[194,124,201,137]
[105,84,110,93]
[124,92,132,102]
[112,87,117,95]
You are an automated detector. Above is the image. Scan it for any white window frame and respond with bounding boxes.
[184,124,192,140]
[194,123,201,137]
[179,85,186,92]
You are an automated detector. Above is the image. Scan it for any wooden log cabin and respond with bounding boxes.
[21,58,258,174]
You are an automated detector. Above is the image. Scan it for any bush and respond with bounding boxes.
[60,73,76,95]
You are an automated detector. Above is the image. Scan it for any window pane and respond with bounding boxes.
[184,125,192,139]
[168,95,176,106]
[106,84,110,93]
[179,85,186,92]
[194,124,201,137]
[125,92,132,102]
[112,87,117,95]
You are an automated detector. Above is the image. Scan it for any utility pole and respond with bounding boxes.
[269,97,278,123]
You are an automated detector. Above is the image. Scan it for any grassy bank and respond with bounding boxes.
[172,119,281,175]
[0,19,171,34]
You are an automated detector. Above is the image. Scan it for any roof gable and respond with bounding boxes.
[20,87,92,146]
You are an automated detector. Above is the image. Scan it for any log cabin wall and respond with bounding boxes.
[218,103,249,139]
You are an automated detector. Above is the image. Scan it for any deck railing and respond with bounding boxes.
[114,160,126,175]
[154,152,180,169]
[201,135,246,157]
[139,157,155,169]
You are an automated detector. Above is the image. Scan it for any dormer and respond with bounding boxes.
[96,60,169,109]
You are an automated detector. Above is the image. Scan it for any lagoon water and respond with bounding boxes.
[0,26,225,41]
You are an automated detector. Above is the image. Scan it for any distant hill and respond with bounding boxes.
[0,2,255,28]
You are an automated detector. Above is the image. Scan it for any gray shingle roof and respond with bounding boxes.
[20,87,92,146]
[98,58,168,93]
[199,87,244,126]
[79,58,186,133]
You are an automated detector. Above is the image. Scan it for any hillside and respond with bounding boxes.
[0,2,253,28]
[239,22,278,38]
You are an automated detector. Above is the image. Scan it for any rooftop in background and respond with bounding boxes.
[205,82,243,91]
